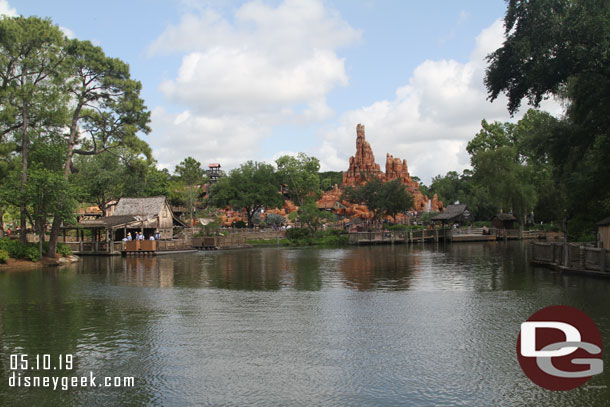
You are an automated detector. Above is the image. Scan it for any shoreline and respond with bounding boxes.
[0,255,80,272]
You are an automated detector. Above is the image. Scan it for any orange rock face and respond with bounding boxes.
[322,123,443,214]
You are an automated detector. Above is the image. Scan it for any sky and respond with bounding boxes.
[2,0,563,184]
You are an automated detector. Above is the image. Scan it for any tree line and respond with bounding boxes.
[426,0,610,241]
[2,0,608,260]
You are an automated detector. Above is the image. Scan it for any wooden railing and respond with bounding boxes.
[64,241,108,253]
[531,242,609,274]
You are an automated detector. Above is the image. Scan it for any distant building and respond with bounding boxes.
[80,196,185,241]
[598,217,610,249]
[431,204,470,226]
[491,213,517,230]
[208,163,222,183]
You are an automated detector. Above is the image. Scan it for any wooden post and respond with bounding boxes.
[600,248,606,273]
[579,246,585,270]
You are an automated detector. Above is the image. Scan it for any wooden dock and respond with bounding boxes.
[348,230,442,245]
[348,228,557,245]
[531,241,610,277]
[64,239,196,256]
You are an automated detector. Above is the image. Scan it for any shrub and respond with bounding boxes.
[286,228,312,241]
[57,243,72,256]
[24,246,40,262]
[0,249,8,263]
[232,220,247,229]
[0,238,26,259]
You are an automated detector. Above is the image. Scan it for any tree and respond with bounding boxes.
[381,179,414,222]
[72,151,123,216]
[466,118,541,226]
[319,171,343,191]
[297,198,335,232]
[0,16,68,244]
[411,176,430,199]
[342,176,413,223]
[174,157,205,228]
[207,161,283,228]
[429,171,495,221]
[265,213,285,227]
[46,38,151,257]
[276,153,321,206]
[485,0,610,236]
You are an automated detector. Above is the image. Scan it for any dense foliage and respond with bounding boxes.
[342,177,414,222]
[484,0,610,239]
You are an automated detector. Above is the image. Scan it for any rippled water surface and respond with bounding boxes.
[1,242,609,406]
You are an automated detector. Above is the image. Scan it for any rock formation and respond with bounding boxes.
[343,124,382,185]
[323,123,443,214]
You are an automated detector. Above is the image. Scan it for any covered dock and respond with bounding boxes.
[62,197,190,255]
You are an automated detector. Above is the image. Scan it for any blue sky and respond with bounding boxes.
[1,0,562,184]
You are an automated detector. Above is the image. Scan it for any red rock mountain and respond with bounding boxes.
[340,123,442,212]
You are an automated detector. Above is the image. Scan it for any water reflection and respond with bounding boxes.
[338,246,417,290]
[1,243,609,406]
[0,268,158,406]
[74,256,176,288]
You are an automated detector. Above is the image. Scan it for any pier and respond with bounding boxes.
[347,228,556,245]
[531,241,610,277]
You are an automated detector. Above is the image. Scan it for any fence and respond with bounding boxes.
[531,241,609,275]
[348,230,443,245]
[67,239,192,254]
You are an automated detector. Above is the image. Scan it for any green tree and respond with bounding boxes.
[207,161,283,228]
[0,16,68,244]
[381,179,414,222]
[72,151,122,216]
[46,38,151,257]
[429,171,495,221]
[276,153,321,206]
[297,198,335,233]
[342,177,413,223]
[265,213,285,227]
[319,171,343,191]
[174,157,206,228]
[467,119,538,226]
[486,0,610,237]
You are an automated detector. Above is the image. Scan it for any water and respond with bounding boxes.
[0,242,609,406]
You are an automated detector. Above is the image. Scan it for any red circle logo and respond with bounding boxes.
[516,305,603,390]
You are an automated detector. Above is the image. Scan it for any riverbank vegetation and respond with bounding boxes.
[428,0,610,241]
[1,1,608,263]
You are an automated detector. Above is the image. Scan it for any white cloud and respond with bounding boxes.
[148,0,360,171]
[60,26,75,39]
[315,19,564,184]
[159,47,347,115]
[149,107,281,172]
[0,0,17,17]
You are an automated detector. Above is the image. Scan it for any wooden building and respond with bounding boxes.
[431,204,470,226]
[79,196,185,242]
[598,217,610,249]
[491,213,517,230]
[207,163,222,183]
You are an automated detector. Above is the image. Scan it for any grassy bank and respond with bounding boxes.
[246,229,348,247]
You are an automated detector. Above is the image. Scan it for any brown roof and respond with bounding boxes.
[493,213,517,221]
[79,215,154,228]
[431,204,468,221]
[113,197,167,216]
